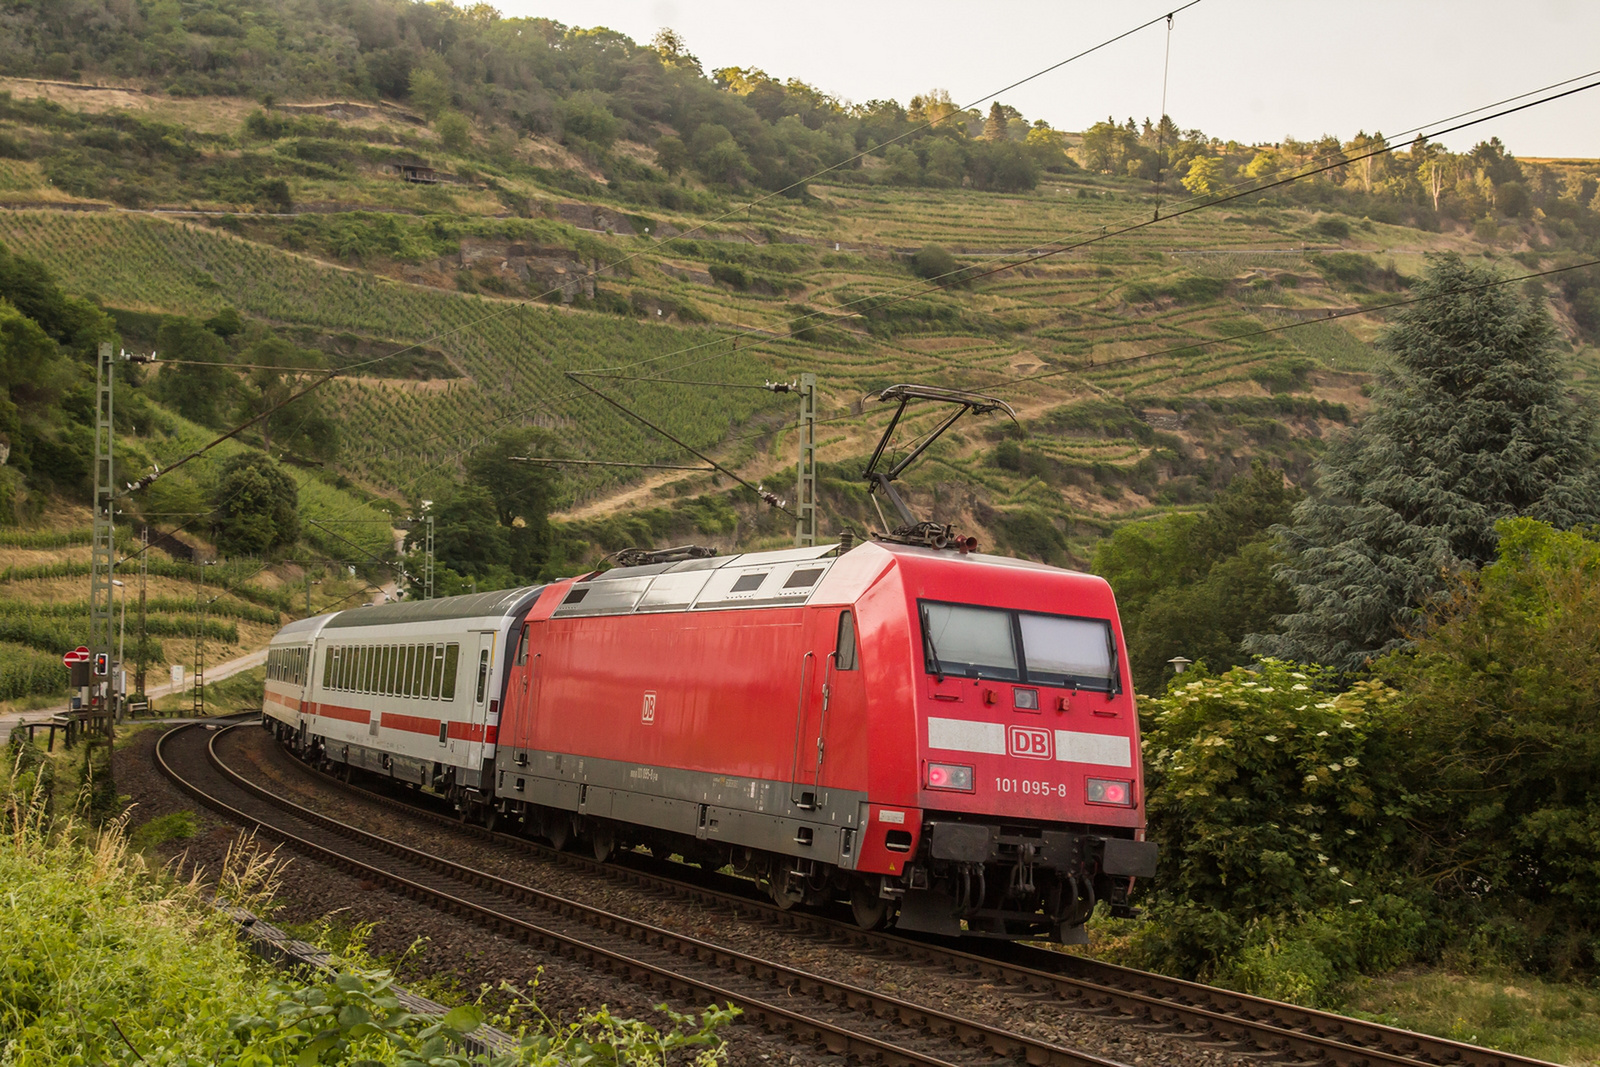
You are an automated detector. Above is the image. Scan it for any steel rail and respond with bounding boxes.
[157,722,1132,1067]
[253,726,1558,1067]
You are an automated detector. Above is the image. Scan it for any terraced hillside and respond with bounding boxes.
[1,59,1597,569]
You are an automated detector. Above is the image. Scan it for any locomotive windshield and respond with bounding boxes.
[920,600,1119,691]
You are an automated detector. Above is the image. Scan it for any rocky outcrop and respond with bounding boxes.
[454,238,596,302]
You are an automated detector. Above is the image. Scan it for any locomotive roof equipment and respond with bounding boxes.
[862,384,1017,549]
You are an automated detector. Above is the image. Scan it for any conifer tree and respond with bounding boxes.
[982,102,1007,141]
[1247,254,1600,671]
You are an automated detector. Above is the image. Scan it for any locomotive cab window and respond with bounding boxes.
[920,602,1019,681]
[835,611,859,671]
[1019,613,1117,690]
[919,599,1119,692]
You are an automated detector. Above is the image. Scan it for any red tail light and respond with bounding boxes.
[1086,778,1134,806]
[926,762,974,792]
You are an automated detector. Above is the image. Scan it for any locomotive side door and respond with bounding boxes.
[504,620,541,750]
[790,609,860,810]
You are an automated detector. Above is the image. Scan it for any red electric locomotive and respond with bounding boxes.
[491,537,1155,941]
[266,386,1156,941]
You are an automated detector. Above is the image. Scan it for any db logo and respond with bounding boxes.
[1007,724,1052,761]
[641,690,657,725]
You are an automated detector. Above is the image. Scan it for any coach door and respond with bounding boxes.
[463,631,497,758]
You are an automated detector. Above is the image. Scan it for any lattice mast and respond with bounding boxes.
[795,373,817,547]
[88,342,115,725]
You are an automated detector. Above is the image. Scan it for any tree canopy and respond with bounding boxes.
[1093,461,1301,691]
[1248,254,1600,672]
[210,452,300,556]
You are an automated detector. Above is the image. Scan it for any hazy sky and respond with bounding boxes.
[489,0,1600,159]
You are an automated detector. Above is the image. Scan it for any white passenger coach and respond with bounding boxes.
[263,586,545,817]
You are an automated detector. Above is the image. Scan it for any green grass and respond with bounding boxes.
[129,810,201,851]
[151,663,265,716]
[1342,969,1600,1065]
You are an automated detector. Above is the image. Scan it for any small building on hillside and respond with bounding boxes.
[384,160,458,184]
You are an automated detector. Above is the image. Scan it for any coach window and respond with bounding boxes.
[442,643,460,700]
[515,623,530,666]
[426,644,443,698]
[835,611,859,671]
[387,645,399,695]
[402,646,416,697]
[474,648,491,704]
[360,647,372,693]
[323,648,334,689]
[411,643,427,695]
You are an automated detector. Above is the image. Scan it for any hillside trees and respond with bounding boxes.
[210,453,299,556]
[1248,255,1600,672]
[234,337,338,462]
[409,428,560,592]
[1380,518,1600,969]
[151,316,233,428]
[1094,462,1301,691]
[0,242,113,512]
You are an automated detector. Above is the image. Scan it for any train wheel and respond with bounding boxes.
[544,812,571,851]
[592,823,615,863]
[851,882,892,930]
[769,867,803,911]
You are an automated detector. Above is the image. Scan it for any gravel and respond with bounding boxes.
[115,723,822,1065]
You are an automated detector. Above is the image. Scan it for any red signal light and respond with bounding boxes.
[1086,777,1134,806]
[926,762,974,791]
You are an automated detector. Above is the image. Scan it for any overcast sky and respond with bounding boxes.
[487,0,1600,159]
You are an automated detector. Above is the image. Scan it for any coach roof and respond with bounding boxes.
[323,585,546,629]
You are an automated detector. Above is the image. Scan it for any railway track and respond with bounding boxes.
[157,721,1133,1067]
[223,718,1561,1067]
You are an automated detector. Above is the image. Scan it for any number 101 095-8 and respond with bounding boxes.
[994,778,1067,797]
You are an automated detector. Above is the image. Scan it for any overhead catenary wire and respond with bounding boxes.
[1018,257,1600,385]
[565,373,796,516]
[323,55,1600,490]
[263,65,1600,541]
[510,457,716,471]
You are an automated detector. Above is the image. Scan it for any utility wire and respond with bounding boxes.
[278,67,1600,530]
[508,1,1207,325]
[565,373,796,516]
[1017,257,1600,385]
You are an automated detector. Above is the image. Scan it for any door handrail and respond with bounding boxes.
[788,650,816,805]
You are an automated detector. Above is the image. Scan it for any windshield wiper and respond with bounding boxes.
[919,604,944,681]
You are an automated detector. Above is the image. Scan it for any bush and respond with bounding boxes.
[1313,216,1351,240]
[1379,519,1600,971]
[707,262,750,290]
[0,811,741,1064]
[1120,660,1420,995]
[909,244,959,282]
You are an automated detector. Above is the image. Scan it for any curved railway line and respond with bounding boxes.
[159,720,1129,1067]
[161,718,1559,1067]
